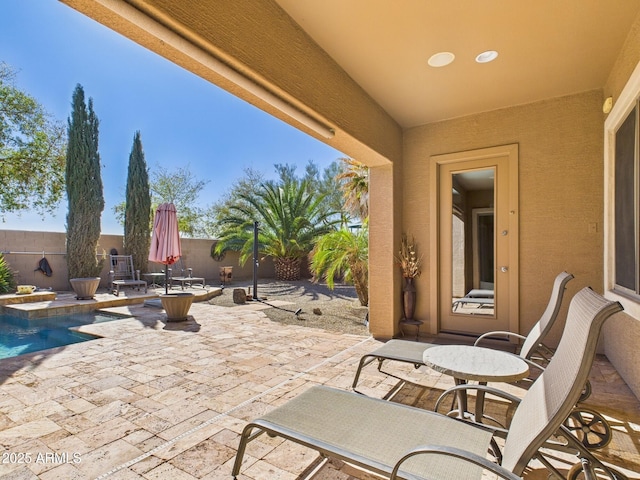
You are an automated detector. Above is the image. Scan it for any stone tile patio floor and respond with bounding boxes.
[0,290,638,479]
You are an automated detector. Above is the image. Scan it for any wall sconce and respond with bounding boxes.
[603,96,613,114]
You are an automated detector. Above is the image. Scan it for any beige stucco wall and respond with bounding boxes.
[368,162,403,338]
[601,11,640,399]
[604,10,640,106]
[0,230,272,291]
[403,89,605,347]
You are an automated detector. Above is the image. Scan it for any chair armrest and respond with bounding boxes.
[522,357,546,373]
[390,444,521,480]
[474,331,527,347]
[530,343,554,363]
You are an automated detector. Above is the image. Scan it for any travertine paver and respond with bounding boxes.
[0,296,638,479]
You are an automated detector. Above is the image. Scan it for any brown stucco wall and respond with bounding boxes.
[403,89,604,347]
[0,230,272,291]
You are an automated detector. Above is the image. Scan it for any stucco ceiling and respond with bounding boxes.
[275,0,640,129]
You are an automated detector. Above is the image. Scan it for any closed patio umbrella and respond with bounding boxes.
[149,202,181,294]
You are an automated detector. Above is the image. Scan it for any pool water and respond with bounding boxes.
[0,312,127,359]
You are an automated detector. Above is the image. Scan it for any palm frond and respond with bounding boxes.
[215,177,341,271]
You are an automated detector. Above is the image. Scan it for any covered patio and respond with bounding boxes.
[8,0,640,477]
[0,295,638,478]
[58,0,640,403]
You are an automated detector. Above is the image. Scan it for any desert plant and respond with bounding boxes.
[65,84,104,279]
[310,224,369,306]
[0,254,16,294]
[215,179,339,280]
[337,157,369,222]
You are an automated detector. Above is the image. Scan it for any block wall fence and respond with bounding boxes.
[0,229,276,291]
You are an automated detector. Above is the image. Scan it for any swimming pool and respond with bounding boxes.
[0,312,128,359]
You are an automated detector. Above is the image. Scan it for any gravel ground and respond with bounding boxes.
[207,279,369,335]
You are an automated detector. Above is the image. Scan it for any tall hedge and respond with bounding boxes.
[124,131,151,273]
[65,84,104,279]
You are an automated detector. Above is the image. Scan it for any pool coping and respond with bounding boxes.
[0,291,57,306]
[0,287,222,319]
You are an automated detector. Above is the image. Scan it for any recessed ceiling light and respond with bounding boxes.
[475,50,498,64]
[428,52,455,67]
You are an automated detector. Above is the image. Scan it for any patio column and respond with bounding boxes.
[368,163,402,339]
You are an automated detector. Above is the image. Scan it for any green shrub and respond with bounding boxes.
[0,254,16,294]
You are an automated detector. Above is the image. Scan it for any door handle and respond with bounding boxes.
[500,266,509,273]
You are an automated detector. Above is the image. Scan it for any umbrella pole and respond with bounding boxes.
[253,221,259,300]
[165,267,169,295]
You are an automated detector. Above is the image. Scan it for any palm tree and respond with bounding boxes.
[309,158,370,305]
[215,178,339,280]
[337,157,369,222]
[310,224,369,306]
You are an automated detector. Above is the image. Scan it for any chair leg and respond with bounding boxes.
[232,423,264,478]
[556,425,626,480]
[351,354,377,391]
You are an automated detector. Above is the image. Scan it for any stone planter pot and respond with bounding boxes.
[69,277,101,300]
[160,292,194,322]
[17,285,36,295]
[219,266,233,285]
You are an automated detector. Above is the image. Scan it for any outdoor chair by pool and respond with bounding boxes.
[168,258,205,290]
[109,255,147,296]
[351,271,574,392]
[232,287,623,479]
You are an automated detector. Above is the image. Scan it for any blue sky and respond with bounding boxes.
[0,1,343,235]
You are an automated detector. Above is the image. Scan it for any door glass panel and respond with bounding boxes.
[450,169,495,315]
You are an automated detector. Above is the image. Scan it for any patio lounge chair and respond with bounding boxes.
[232,287,623,479]
[354,271,610,451]
[168,259,205,290]
[109,255,147,296]
[452,288,495,311]
[351,271,574,392]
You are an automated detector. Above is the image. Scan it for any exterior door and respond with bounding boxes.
[430,145,519,337]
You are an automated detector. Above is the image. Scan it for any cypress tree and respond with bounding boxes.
[65,84,104,279]
[124,131,151,274]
